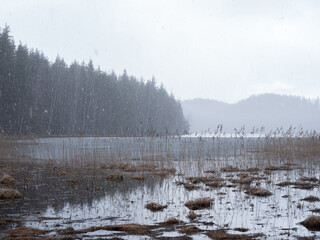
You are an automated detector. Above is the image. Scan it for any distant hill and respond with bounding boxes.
[182,94,320,133]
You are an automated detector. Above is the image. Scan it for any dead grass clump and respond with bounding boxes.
[207,230,262,239]
[103,224,151,234]
[0,217,20,226]
[245,187,272,197]
[0,188,22,200]
[0,174,17,186]
[119,163,137,172]
[23,177,32,182]
[310,209,320,213]
[205,181,225,188]
[188,210,197,220]
[205,169,216,174]
[187,176,224,184]
[59,224,151,235]
[67,178,78,184]
[185,197,213,210]
[265,165,292,171]
[130,174,145,181]
[226,184,237,188]
[234,228,249,232]
[293,181,316,190]
[145,202,167,211]
[186,176,203,184]
[106,174,124,181]
[100,163,117,170]
[221,166,240,172]
[237,173,249,178]
[301,196,320,202]
[183,183,200,191]
[159,217,183,225]
[300,176,318,182]
[300,216,320,231]
[137,163,157,171]
[4,227,50,237]
[59,227,77,234]
[153,168,176,176]
[276,181,293,187]
[58,170,67,176]
[180,225,201,234]
[241,167,260,172]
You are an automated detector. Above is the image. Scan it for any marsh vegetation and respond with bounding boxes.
[1,127,320,239]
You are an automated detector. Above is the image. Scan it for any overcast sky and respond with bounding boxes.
[1,0,320,103]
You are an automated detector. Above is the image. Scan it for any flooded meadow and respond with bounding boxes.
[1,131,320,239]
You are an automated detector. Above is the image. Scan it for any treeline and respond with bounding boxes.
[0,26,188,136]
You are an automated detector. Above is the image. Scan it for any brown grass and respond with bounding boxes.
[58,171,68,176]
[145,202,167,211]
[185,197,213,210]
[245,187,272,197]
[241,167,260,172]
[265,165,292,171]
[234,228,249,232]
[207,230,262,239]
[0,188,22,200]
[59,224,151,235]
[4,227,50,237]
[137,163,157,171]
[100,163,157,172]
[292,181,316,190]
[183,183,200,190]
[159,217,183,225]
[276,180,315,189]
[300,176,318,182]
[205,181,226,188]
[130,174,145,181]
[221,166,240,172]
[300,216,320,231]
[187,210,197,220]
[0,174,17,186]
[152,168,176,176]
[179,225,201,234]
[301,196,320,202]
[237,173,249,178]
[67,177,79,184]
[186,176,224,184]
[103,224,151,234]
[100,163,117,169]
[106,174,124,181]
[0,217,20,226]
[276,181,292,187]
[119,163,137,172]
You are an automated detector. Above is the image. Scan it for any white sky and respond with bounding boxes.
[1,0,320,103]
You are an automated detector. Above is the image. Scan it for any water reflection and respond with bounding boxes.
[1,137,320,239]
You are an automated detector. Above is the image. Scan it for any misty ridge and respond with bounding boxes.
[182,94,320,134]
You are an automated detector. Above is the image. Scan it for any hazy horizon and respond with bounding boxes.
[1,0,320,103]
[182,94,320,133]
